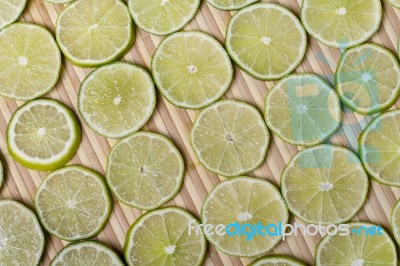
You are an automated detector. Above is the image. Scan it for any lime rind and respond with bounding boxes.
[250,254,307,266]
[0,0,26,30]
[206,0,258,11]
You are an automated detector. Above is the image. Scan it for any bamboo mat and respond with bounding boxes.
[1,0,400,265]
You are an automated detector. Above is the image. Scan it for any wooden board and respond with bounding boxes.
[1,0,400,265]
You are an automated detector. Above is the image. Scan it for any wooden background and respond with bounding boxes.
[1,0,400,265]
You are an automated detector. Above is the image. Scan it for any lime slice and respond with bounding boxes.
[336,43,400,115]
[265,74,341,146]
[359,109,400,187]
[0,23,61,101]
[387,0,400,8]
[51,241,124,266]
[207,0,258,11]
[45,0,74,3]
[191,100,269,177]
[391,198,400,246]
[7,99,81,171]
[79,62,156,138]
[56,0,134,67]
[315,222,397,265]
[0,200,45,265]
[124,207,207,266]
[250,255,307,266]
[0,0,26,30]
[152,31,233,109]
[107,132,184,210]
[301,0,382,48]
[281,145,368,224]
[201,177,289,257]
[35,165,112,241]
[225,3,307,80]
[128,0,199,35]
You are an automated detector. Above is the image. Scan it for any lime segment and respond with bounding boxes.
[206,0,258,11]
[250,255,307,266]
[0,0,26,30]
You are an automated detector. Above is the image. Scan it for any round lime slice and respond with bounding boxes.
[206,0,258,11]
[250,255,307,266]
[0,0,26,30]
[391,198,400,246]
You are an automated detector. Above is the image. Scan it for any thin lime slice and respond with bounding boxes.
[391,198,400,246]
[315,222,397,265]
[201,177,289,257]
[0,0,26,30]
[0,23,61,101]
[107,132,184,210]
[124,207,207,266]
[387,0,400,9]
[35,165,112,241]
[0,200,45,265]
[128,0,199,35]
[56,0,134,67]
[301,0,382,48]
[250,255,307,266]
[281,145,368,224]
[265,74,341,146]
[79,62,156,138]
[191,100,269,177]
[152,31,233,109]
[336,43,400,115]
[51,241,124,266]
[225,3,307,80]
[7,99,81,171]
[359,109,400,187]
[207,0,258,11]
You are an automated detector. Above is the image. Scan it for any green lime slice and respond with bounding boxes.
[315,222,397,265]
[79,62,156,138]
[336,43,400,115]
[191,100,269,177]
[250,255,307,266]
[391,198,400,247]
[128,0,199,35]
[359,109,400,187]
[265,74,341,146]
[225,3,307,80]
[152,31,233,109]
[206,0,258,11]
[56,0,134,67]
[387,0,400,8]
[7,99,81,171]
[301,0,382,48]
[35,165,112,241]
[0,23,61,101]
[0,0,26,30]
[124,207,207,266]
[281,145,369,224]
[0,200,45,265]
[51,241,124,266]
[107,132,184,210]
[201,177,289,257]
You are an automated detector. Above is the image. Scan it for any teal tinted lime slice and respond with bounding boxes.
[0,0,26,30]
[250,255,307,266]
[207,0,258,11]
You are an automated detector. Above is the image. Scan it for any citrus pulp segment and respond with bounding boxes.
[265,74,341,146]
[359,109,400,187]
[152,31,233,109]
[106,132,184,210]
[336,43,400,115]
[206,0,258,11]
[250,255,307,266]
[391,198,400,246]
[55,0,134,67]
[35,165,112,241]
[79,62,156,138]
[0,0,26,30]
[301,0,382,48]
[0,23,61,101]
[128,0,200,35]
[281,145,369,224]
[124,207,207,266]
[225,3,307,80]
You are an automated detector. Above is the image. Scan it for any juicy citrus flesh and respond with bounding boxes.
[391,198,400,246]
[7,99,81,171]
[35,165,112,241]
[281,145,369,224]
[107,132,184,210]
[0,0,26,30]
[315,222,397,266]
[206,0,258,11]
[0,23,61,101]
[51,241,124,266]
[128,0,199,35]
[152,31,233,109]
[0,200,44,266]
[226,3,307,80]
[359,109,400,186]
[79,62,156,138]
[124,207,207,266]
[191,100,269,177]
[336,44,400,115]
[250,255,307,266]
[265,74,341,146]
[56,0,133,67]
[301,0,382,48]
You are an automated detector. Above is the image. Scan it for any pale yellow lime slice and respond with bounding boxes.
[0,0,26,30]
[250,255,307,266]
[390,198,400,246]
